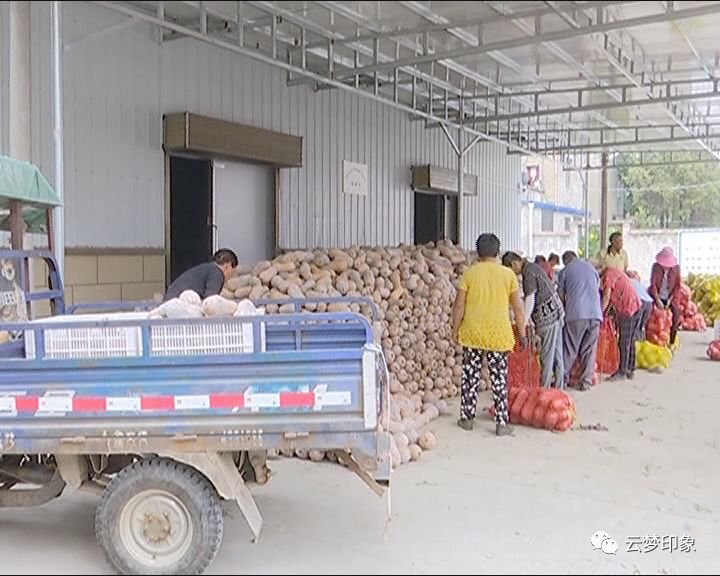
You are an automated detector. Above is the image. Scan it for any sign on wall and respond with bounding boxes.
[342,160,368,196]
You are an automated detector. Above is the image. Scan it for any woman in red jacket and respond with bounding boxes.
[648,247,681,346]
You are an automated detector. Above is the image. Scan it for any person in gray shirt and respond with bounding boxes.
[165,249,238,301]
[502,252,565,388]
[557,251,603,391]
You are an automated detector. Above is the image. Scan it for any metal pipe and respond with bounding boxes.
[512,132,720,154]
[469,86,720,124]
[583,164,590,259]
[237,1,244,46]
[600,151,609,250]
[527,201,534,257]
[439,124,460,156]
[574,157,720,170]
[457,94,465,247]
[51,1,64,280]
[199,1,207,35]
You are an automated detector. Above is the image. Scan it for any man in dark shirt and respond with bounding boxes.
[502,251,565,388]
[165,249,238,301]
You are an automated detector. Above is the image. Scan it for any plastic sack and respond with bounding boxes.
[635,340,672,370]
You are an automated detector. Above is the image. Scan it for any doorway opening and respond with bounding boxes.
[414,192,458,245]
[168,155,213,284]
[166,156,276,286]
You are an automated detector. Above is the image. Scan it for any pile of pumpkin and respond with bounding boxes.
[222,241,478,468]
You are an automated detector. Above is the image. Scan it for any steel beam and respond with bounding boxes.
[398,0,616,142]
[181,0,489,126]
[397,0,549,89]
[305,1,631,51]
[569,150,719,170]
[485,1,644,144]
[467,86,720,123]
[91,1,535,155]
[340,2,720,78]
[487,122,720,137]
[519,133,720,154]
[498,66,720,90]
[572,158,719,170]
[444,77,720,103]
[546,2,718,158]
[600,151,609,249]
[64,16,138,51]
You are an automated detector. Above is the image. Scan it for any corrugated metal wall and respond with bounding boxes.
[26,1,521,251]
[0,2,10,155]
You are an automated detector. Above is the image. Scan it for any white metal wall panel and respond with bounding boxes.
[30,1,163,248]
[0,1,10,155]
[26,1,521,252]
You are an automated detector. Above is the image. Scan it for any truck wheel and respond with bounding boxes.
[95,458,223,575]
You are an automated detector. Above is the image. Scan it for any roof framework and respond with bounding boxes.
[91,1,720,169]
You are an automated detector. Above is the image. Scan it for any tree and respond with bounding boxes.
[578,224,622,259]
[618,152,720,229]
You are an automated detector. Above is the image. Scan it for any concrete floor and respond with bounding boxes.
[1,331,718,575]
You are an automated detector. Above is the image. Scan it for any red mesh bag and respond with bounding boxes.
[507,327,541,389]
[596,318,620,375]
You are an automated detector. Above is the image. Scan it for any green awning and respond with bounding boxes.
[0,155,61,207]
[0,155,61,233]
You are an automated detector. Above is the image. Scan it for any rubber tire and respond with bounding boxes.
[95,457,224,575]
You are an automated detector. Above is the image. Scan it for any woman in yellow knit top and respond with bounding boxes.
[451,234,527,436]
[597,231,629,272]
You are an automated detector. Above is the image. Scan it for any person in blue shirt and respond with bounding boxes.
[557,251,603,391]
[628,272,654,343]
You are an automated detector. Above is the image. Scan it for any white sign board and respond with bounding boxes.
[342,160,368,196]
[678,229,720,275]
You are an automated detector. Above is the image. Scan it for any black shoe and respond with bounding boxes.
[580,383,592,391]
[496,423,514,436]
[627,371,635,381]
[607,373,626,382]
[458,418,474,431]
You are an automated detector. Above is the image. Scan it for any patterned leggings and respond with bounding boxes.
[461,348,509,425]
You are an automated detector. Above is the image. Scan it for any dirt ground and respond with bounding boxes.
[1,331,718,575]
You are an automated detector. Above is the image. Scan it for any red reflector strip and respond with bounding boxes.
[15,396,39,412]
[209,394,245,409]
[279,392,315,407]
[140,396,175,411]
[73,396,106,412]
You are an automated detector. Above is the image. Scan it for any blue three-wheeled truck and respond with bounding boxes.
[0,250,390,575]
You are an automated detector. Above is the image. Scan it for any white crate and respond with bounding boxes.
[150,309,266,357]
[24,310,266,360]
[24,312,147,360]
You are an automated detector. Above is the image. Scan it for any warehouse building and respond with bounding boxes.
[2,1,720,305]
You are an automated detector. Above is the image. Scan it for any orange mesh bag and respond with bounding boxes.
[596,318,620,375]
